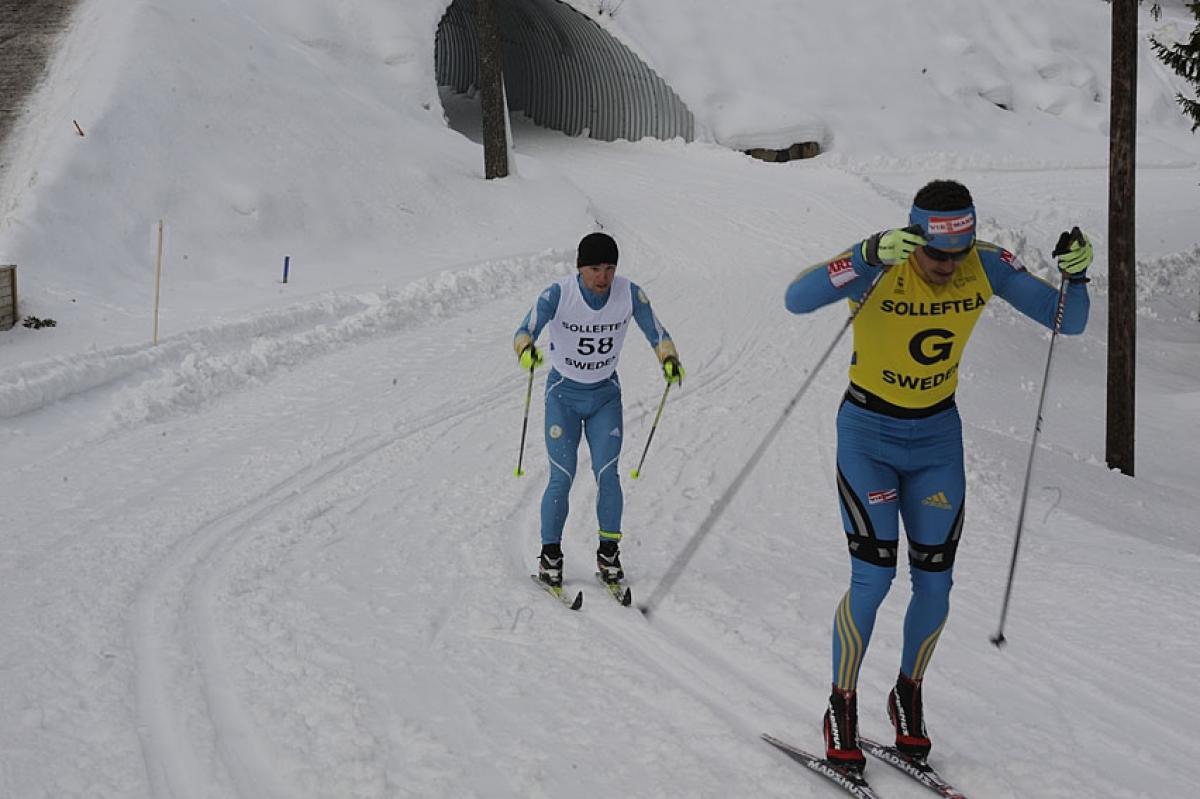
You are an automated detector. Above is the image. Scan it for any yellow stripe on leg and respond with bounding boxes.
[911,620,946,680]
[834,591,863,691]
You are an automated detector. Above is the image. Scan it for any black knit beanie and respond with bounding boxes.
[577,232,619,267]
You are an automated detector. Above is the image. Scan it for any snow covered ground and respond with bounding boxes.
[1,1,1199,797]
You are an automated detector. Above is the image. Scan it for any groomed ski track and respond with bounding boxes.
[4,119,1199,798]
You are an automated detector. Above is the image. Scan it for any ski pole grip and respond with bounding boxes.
[1052,226,1084,258]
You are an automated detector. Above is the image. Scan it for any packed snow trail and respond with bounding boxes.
[4,130,1200,798]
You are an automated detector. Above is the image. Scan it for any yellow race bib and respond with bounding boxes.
[849,253,993,409]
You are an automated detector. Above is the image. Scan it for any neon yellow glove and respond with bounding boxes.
[662,355,684,385]
[863,225,928,267]
[1053,227,1092,278]
[519,344,544,371]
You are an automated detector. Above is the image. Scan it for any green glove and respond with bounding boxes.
[662,355,684,385]
[519,344,545,371]
[863,225,928,266]
[1053,227,1092,278]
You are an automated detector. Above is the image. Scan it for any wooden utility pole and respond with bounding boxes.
[476,0,509,179]
[1107,0,1138,475]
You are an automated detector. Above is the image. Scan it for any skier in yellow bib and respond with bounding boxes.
[785,180,1092,773]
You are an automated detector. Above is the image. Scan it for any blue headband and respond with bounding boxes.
[909,204,976,251]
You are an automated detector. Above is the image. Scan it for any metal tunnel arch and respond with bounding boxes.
[435,0,695,142]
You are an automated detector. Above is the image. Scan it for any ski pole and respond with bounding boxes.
[991,228,1081,647]
[514,362,536,477]
[639,261,893,618]
[630,382,671,480]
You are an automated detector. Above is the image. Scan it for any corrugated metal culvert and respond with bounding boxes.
[436,0,695,143]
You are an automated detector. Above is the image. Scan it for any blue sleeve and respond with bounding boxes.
[980,247,1090,335]
[515,282,561,343]
[628,281,672,348]
[785,242,881,314]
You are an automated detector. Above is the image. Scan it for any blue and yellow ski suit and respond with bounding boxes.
[786,239,1089,689]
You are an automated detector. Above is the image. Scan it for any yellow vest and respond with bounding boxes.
[849,252,992,409]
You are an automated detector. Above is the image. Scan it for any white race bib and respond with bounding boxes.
[548,275,633,383]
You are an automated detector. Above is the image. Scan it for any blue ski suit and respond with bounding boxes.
[786,238,1089,689]
[516,274,675,547]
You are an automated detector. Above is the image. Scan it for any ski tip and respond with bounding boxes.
[530,575,583,609]
[620,587,632,606]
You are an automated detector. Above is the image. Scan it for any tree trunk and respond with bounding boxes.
[476,0,509,179]
[1107,0,1137,475]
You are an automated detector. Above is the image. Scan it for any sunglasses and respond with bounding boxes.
[923,246,971,263]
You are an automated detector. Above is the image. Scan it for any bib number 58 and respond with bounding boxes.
[577,336,614,355]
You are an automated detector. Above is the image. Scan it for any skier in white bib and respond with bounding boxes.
[514,233,683,589]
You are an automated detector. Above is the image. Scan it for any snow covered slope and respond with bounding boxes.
[1,1,1198,797]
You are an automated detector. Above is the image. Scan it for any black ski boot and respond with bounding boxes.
[887,671,932,760]
[538,543,563,588]
[596,539,624,584]
[823,685,867,773]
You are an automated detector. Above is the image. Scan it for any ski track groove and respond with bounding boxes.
[572,589,935,799]
[131,376,515,799]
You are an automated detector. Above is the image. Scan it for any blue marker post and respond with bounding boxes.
[282,255,290,284]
